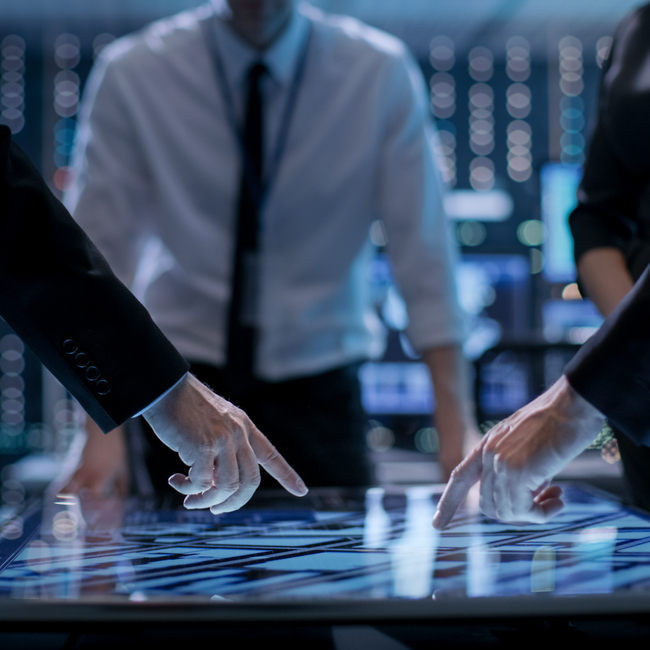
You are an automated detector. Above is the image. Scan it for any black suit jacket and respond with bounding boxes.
[566,263,650,446]
[565,3,650,446]
[0,126,189,433]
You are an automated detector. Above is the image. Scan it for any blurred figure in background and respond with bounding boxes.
[63,0,476,497]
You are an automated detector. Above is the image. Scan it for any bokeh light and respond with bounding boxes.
[517,219,546,246]
[457,220,487,246]
[1,35,25,134]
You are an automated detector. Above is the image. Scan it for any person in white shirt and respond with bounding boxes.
[63,0,475,496]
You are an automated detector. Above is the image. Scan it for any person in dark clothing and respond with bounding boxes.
[432,3,650,527]
[568,2,650,510]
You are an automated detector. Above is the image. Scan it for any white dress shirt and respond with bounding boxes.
[66,1,463,381]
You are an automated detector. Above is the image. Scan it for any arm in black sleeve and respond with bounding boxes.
[569,122,642,264]
[569,5,650,274]
[0,126,189,433]
[566,262,650,445]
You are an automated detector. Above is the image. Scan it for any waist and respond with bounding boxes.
[188,360,364,386]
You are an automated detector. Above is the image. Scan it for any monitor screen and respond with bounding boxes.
[458,254,530,356]
[359,253,530,416]
[475,343,585,420]
[543,298,604,344]
[540,162,583,284]
[2,484,650,618]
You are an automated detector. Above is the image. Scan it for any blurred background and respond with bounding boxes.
[0,0,640,506]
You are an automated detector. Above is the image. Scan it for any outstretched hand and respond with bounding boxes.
[143,374,308,514]
[432,376,604,529]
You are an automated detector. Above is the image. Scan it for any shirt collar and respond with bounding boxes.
[210,2,309,90]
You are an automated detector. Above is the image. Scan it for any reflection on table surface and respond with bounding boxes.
[0,484,649,602]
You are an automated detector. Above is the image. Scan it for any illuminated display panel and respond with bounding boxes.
[540,162,583,283]
[2,485,650,608]
[360,253,530,418]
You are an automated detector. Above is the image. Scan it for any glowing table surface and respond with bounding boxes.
[2,484,650,623]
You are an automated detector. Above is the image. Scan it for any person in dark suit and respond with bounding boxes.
[0,125,307,513]
[568,3,650,510]
[433,262,650,528]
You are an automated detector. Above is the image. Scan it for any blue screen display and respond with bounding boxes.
[359,253,530,416]
[540,162,583,283]
[2,486,650,603]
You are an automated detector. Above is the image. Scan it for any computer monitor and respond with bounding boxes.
[540,162,583,284]
[543,299,604,344]
[360,253,530,418]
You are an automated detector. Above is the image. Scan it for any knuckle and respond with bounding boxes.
[493,451,514,474]
[258,445,281,465]
[198,442,218,457]
[220,480,240,494]
[483,435,500,455]
[181,445,215,467]
[449,465,463,482]
[191,475,213,491]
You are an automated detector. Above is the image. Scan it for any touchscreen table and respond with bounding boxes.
[2,484,650,621]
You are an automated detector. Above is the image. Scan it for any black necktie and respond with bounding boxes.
[226,62,267,396]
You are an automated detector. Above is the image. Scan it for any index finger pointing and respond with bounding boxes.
[433,445,483,529]
[248,428,308,496]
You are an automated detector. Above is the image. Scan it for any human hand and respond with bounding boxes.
[432,376,604,528]
[437,423,481,483]
[62,419,129,498]
[143,374,308,514]
[438,442,465,485]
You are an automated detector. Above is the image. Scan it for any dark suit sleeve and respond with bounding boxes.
[0,126,189,433]
[566,263,650,445]
[568,6,650,277]
[568,110,644,268]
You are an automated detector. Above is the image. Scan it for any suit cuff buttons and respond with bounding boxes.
[62,338,111,397]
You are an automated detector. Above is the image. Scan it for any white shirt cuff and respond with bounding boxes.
[133,372,188,418]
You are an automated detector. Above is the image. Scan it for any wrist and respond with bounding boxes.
[552,375,605,446]
[142,372,190,424]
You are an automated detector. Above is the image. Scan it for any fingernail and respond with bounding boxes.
[297,478,308,495]
[432,511,441,529]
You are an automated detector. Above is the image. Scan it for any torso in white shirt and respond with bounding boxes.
[66,1,462,381]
